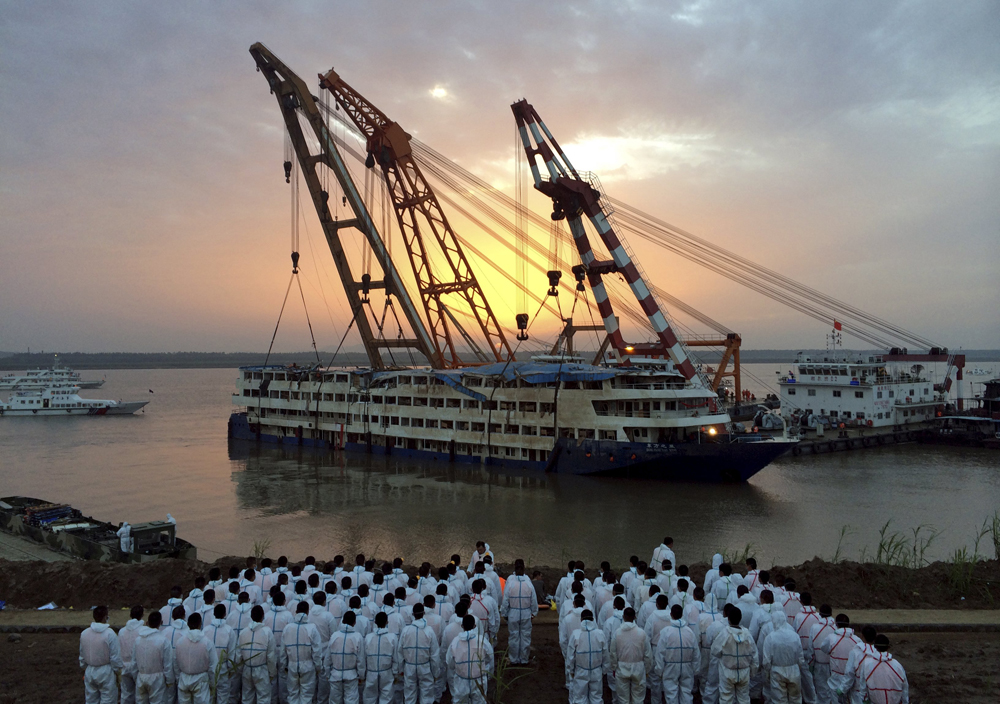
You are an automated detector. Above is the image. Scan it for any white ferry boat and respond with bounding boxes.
[230,357,795,481]
[778,349,951,429]
[0,355,105,390]
[0,386,147,416]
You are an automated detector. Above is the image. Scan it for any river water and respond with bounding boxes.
[1,366,997,568]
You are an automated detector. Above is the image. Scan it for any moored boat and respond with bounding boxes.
[0,354,105,390]
[0,496,196,562]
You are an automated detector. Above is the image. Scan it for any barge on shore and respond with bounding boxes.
[0,497,196,563]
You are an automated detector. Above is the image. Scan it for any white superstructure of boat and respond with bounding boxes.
[778,351,951,429]
[0,355,105,390]
[0,386,147,416]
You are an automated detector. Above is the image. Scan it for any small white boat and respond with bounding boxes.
[0,386,147,416]
[0,355,105,390]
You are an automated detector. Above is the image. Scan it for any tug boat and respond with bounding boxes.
[0,354,105,389]
[0,386,148,416]
[229,356,796,482]
[0,496,196,562]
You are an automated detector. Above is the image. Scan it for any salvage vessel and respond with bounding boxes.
[0,496,196,562]
[230,45,800,481]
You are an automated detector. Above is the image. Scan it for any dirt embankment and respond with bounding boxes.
[0,555,997,610]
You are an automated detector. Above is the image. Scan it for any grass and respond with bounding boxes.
[987,510,1000,560]
[858,520,938,568]
[484,647,534,704]
[252,536,272,560]
[720,543,757,567]
[830,524,855,564]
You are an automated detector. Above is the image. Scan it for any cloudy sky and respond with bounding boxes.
[2,0,997,354]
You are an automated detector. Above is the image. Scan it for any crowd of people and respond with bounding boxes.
[77,538,910,704]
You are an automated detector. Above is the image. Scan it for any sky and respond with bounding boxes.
[1,0,998,355]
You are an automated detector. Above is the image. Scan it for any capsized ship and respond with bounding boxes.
[229,47,795,481]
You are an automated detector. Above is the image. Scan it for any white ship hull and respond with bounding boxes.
[0,402,147,416]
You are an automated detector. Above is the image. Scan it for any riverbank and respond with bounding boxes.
[1,555,997,610]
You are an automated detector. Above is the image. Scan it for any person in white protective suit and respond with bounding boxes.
[711,564,743,607]
[761,611,805,704]
[636,585,661,629]
[602,597,626,698]
[651,536,676,573]
[174,613,219,704]
[609,607,651,704]
[807,605,837,704]
[395,603,440,704]
[643,594,673,704]
[500,559,539,664]
[749,590,784,643]
[466,541,493,574]
[599,585,627,629]
[133,611,174,704]
[118,522,134,553]
[743,559,762,594]
[280,602,323,704]
[656,560,678,597]
[363,611,401,704]
[566,609,609,704]
[654,604,701,704]
[698,596,728,704]
[237,605,277,704]
[620,556,641,595]
[481,556,504,601]
[326,610,366,704]
[160,605,188,704]
[833,625,878,704]
[560,594,588,688]
[160,586,186,628]
[183,578,207,617]
[710,607,759,704]
[734,586,759,630]
[203,604,237,704]
[780,579,803,621]
[447,615,494,704]
[859,635,909,704]
[262,592,293,703]
[309,591,337,702]
[821,614,862,702]
[703,554,724,595]
[468,579,500,644]
[791,592,819,702]
[79,605,124,704]
[119,605,145,704]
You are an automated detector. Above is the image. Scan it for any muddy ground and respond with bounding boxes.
[1,555,997,610]
[1,624,996,703]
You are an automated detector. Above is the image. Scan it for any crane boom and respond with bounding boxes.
[249,43,439,369]
[319,68,513,368]
[511,99,701,383]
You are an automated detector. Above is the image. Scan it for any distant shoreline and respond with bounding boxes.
[1,349,998,370]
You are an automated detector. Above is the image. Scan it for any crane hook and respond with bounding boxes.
[283,160,292,183]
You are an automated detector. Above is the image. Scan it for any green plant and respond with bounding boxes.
[948,524,989,596]
[483,647,534,704]
[871,520,938,568]
[986,510,1000,560]
[252,536,272,560]
[721,543,757,567]
[831,524,854,564]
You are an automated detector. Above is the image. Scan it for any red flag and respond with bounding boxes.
[833,320,842,331]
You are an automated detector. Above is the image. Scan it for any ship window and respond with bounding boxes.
[855,391,864,398]
[856,412,866,419]
[579,428,595,439]
[500,401,516,411]
[335,374,348,383]
[463,399,479,409]
[830,411,838,417]
[484,401,498,410]
[807,389,816,396]
[472,422,485,432]
[413,376,428,385]
[400,418,409,426]
[541,426,555,437]
[653,401,661,411]
[585,381,604,390]
[877,413,883,419]
[385,396,396,405]
[924,388,929,395]
[787,389,796,395]
[464,378,482,387]
[243,389,251,397]
[910,389,915,396]
[877,391,883,399]
[563,381,580,390]
[522,425,537,436]
[833,390,841,397]
[456,421,468,431]
[426,419,437,428]
[600,430,617,440]
[541,402,555,414]
[412,418,423,427]
[397,397,411,406]
[447,398,461,408]
[372,395,382,404]
[441,420,453,430]
[888,390,894,398]
[519,401,536,412]
[429,398,443,408]
[505,424,519,434]
[559,427,574,438]
[336,393,346,402]
[390,416,399,425]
